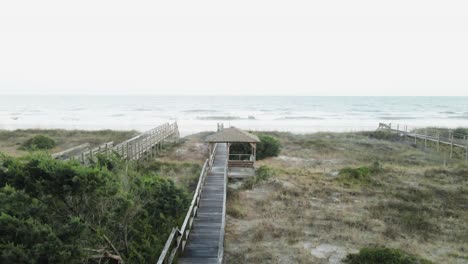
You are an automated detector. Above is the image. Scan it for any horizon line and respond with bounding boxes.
[1,93,467,97]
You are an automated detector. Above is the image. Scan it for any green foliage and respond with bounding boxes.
[453,127,468,137]
[0,152,189,263]
[256,134,281,160]
[20,135,56,150]
[369,131,401,141]
[344,247,433,264]
[338,162,381,186]
[242,165,276,189]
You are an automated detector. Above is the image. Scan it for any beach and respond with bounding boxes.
[1,95,467,135]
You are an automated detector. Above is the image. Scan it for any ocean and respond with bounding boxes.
[0,95,467,136]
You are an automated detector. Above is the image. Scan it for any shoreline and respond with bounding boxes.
[1,119,468,137]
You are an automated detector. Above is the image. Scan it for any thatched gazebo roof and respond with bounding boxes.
[205,127,260,143]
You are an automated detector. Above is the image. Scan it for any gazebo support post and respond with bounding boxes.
[250,143,257,166]
[227,143,231,164]
[208,143,214,156]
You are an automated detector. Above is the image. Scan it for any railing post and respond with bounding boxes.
[465,136,468,162]
[425,129,428,149]
[126,144,129,160]
[450,135,454,159]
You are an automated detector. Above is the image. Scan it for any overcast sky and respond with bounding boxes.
[0,1,467,96]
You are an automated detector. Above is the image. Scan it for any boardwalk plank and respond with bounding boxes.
[178,143,227,264]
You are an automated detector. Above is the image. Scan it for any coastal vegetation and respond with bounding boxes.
[0,128,466,263]
[0,152,190,263]
[20,134,56,150]
[344,247,433,264]
[223,131,467,263]
[0,129,139,157]
[229,133,281,160]
[256,134,281,160]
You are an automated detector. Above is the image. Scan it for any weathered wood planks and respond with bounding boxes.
[158,143,228,264]
[53,122,179,164]
[178,143,227,263]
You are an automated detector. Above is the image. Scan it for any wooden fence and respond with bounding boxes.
[54,122,179,164]
[157,144,219,264]
[377,123,468,161]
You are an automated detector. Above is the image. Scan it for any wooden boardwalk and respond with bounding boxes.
[158,143,227,264]
[377,123,468,161]
[157,144,228,264]
[178,143,227,264]
[53,122,179,164]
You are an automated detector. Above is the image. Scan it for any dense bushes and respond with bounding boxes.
[20,135,56,150]
[0,152,189,263]
[453,127,468,136]
[256,134,281,160]
[344,247,433,264]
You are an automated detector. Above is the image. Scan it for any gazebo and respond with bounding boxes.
[205,127,260,168]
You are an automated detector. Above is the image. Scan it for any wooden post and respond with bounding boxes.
[253,143,257,162]
[405,126,408,141]
[81,153,85,163]
[424,129,428,149]
[227,143,230,163]
[450,135,454,159]
[437,133,440,152]
[465,136,468,162]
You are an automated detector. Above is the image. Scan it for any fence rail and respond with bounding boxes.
[377,123,468,161]
[157,143,218,264]
[54,122,179,164]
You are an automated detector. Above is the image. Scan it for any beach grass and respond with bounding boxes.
[1,128,466,263]
[222,131,467,263]
[0,129,139,156]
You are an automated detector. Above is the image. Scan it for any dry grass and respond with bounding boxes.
[224,132,468,264]
[0,129,139,156]
[2,129,466,263]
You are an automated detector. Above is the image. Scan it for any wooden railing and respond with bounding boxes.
[157,143,218,264]
[228,154,253,161]
[55,142,114,165]
[52,143,90,160]
[217,157,228,263]
[54,122,179,164]
[377,123,468,161]
[112,122,179,161]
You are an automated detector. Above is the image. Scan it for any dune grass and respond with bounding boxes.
[224,131,468,263]
[0,129,139,156]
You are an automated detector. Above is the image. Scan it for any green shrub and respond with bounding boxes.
[256,134,281,160]
[453,127,468,137]
[20,135,56,150]
[338,166,371,185]
[344,247,433,264]
[242,165,276,189]
[338,161,382,186]
[0,152,189,263]
[369,131,401,141]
